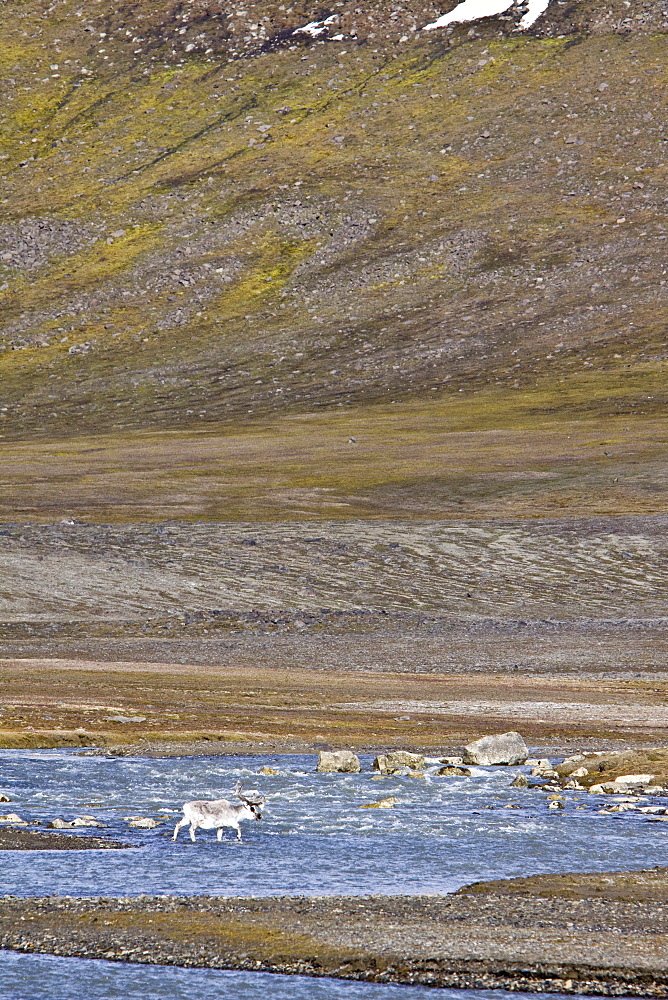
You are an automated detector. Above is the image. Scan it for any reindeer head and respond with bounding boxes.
[234,781,266,820]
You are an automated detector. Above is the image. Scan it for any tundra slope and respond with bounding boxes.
[0,1,666,755]
[0,0,665,525]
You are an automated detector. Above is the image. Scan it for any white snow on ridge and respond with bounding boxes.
[519,0,552,29]
[423,0,553,31]
[424,0,514,30]
[293,0,553,41]
[294,14,339,37]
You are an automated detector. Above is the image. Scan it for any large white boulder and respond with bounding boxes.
[614,773,655,786]
[590,773,657,795]
[588,782,618,794]
[0,812,24,824]
[462,731,528,766]
[316,750,361,773]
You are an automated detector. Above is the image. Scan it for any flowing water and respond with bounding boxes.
[1,748,664,998]
[0,951,601,1000]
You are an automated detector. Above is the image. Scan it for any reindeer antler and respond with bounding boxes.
[234,781,265,806]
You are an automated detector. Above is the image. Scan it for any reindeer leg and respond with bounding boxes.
[235,824,242,842]
[217,827,224,842]
[172,817,187,841]
[189,822,197,842]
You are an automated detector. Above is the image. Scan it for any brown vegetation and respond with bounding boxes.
[3,657,668,753]
[460,866,668,903]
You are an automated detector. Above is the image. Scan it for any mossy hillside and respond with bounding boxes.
[0,2,666,519]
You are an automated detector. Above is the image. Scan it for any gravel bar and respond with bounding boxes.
[2,876,668,995]
[0,827,130,850]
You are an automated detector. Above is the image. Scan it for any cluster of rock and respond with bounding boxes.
[314,740,668,815]
[316,732,529,775]
[553,749,668,796]
[0,813,25,826]
[0,216,97,274]
[500,749,668,803]
[40,0,668,84]
[48,816,105,829]
[1,812,161,830]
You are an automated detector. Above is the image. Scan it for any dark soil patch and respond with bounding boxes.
[0,827,130,850]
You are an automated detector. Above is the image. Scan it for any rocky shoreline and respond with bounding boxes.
[2,878,668,995]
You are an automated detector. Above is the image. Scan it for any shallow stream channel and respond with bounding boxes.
[2,749,666,999]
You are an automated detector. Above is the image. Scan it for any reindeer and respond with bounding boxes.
[173,782,266,843]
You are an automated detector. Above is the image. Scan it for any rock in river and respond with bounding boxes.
[437,765,471,777]
[531,759,559,778]
[49,816,104,828]
[316,750,361,773]
[373,751,426,774]
[463,732,528,766]
[614,773,656,787]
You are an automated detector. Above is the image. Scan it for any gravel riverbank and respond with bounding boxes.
[2,874,668,995]
[0,828,129,851]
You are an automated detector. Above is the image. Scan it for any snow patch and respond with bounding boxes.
[294,14,338,37]
[519,0,552,28]
[423,0,514,30]
[423,0,553,31]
